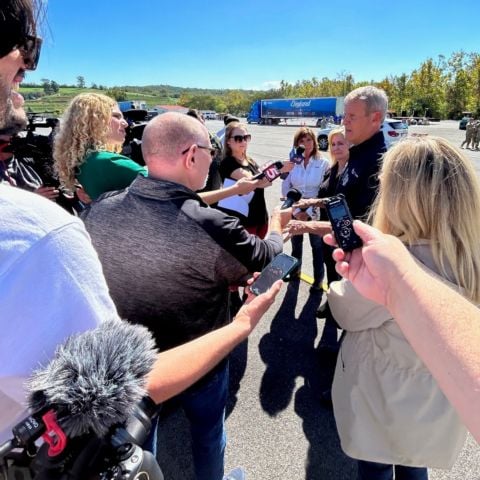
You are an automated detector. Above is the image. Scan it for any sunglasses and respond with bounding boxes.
[181,144,216,158]
[18,35,42,71]
[230,134,251,143]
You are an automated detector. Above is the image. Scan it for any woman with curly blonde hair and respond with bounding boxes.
[329,136,478,479]
[54,93,146,200]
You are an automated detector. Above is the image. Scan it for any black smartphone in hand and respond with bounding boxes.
[250,253,300,296]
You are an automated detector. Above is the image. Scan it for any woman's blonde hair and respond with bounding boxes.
[371,136,480,302]
[53,93,118,188]
[327,127,346,168]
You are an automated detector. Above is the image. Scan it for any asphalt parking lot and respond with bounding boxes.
[155,120,480,480]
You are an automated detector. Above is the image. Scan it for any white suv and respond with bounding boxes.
[316,119,408,150]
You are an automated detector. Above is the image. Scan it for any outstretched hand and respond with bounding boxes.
[235,176,261,195]
[283,219,309,241]
[233,274,283,333]
[323,221,416,307]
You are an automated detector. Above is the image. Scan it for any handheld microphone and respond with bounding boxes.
[27,320,158,439]
[252,161,284,181]
[289,145,305,164]
[281,188,302,209]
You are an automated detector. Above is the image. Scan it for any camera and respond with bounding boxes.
[120,109,151,167]
[0,398,164,480]
[7,114,84,215]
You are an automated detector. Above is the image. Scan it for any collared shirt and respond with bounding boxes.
[281,154,330,199]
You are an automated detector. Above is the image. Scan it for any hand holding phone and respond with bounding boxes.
[324,195,362,252]
[250,253,300,296]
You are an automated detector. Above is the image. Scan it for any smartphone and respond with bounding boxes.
[324,195,362,252]
[250,253,300,296]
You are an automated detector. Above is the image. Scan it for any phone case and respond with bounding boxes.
[250,253,299,296]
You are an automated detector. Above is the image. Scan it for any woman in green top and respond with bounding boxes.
[54,93,147,200]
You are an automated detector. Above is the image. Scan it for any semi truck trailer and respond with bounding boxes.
[118,100,147,112]
[247,97,344,125]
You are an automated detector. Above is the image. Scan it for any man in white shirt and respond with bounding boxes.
[0,1,120,442]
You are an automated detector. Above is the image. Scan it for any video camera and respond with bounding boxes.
[7,113,84,214]
[0,397,163,480]
[120,109,151,166]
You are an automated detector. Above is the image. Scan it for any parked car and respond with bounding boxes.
[459,117,471,130]
[316,119,408,150]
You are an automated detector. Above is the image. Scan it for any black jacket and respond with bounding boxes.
[82,175,282,351]
[325,130,386,220]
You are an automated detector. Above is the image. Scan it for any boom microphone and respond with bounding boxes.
[27,320,158,439]
[281,188,302,209]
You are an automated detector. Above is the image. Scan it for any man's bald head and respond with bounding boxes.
[141,112,213,191]
[142,111,209,164]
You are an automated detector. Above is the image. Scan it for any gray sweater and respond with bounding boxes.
[82,175,283,351]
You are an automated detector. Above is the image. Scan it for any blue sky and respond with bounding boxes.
[27,0,480,90]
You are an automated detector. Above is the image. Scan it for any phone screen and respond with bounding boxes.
[250,253,299,296]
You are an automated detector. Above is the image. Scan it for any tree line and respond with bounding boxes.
[22,51,480,119]
[179,51,480,119]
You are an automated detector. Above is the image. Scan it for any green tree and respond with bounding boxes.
[407,58,445,117]
[106,87,127,101]
[444,52,469,118]
[392,74,409,116]
[446,69,470,118]
[76,75,86,88]
[41,78,52,95]
[50,80,59,94]
[223,90,249,114]
[467,53,480,115]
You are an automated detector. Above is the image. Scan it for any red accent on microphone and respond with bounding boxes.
[41,410,68,456]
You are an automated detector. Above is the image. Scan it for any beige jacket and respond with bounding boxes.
[328,243,468,468]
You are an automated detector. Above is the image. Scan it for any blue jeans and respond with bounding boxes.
[144,362,229,480]
[357,460,429,480]
[291,233,325,285]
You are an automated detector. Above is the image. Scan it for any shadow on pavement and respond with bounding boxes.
[227,337,248,417]
[258,280,355,478]
[153,279,354,480]
[258,279,320,415]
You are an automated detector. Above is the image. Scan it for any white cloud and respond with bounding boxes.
[248,80,282,91]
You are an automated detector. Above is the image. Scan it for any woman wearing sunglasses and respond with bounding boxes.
[218,122,270,238]
[54,93,147,201]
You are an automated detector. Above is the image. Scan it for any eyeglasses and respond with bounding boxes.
[230,134,251,143]
[181,144,216,158]
[17,35,42,71]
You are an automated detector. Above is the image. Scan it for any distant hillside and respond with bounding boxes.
[21,84,263,116]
